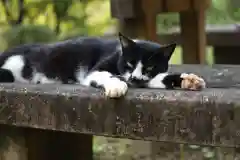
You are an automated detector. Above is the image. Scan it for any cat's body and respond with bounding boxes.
[0,33,205,98]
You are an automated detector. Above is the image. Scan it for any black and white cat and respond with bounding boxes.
[0,33,205,98]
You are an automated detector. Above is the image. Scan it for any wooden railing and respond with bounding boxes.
[0,64,240,159]
[159,24,240,64]
[103,24,240,65]
[111,0,211,64]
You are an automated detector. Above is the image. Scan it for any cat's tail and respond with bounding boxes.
[0,68,15,82]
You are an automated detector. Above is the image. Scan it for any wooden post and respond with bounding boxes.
[114,0,158,41]
[118,16,157,41]
[179,6,206,64]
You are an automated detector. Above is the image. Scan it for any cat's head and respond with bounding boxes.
[117,32,176,87]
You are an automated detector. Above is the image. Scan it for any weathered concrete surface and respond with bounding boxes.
[0,81,239,147]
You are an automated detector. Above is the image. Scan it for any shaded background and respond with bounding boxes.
[0,0,240,159]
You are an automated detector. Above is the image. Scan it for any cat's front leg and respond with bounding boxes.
[82,71,128,98]
[147,73,206,90]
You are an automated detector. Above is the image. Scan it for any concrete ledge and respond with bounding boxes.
[0,65,239,147]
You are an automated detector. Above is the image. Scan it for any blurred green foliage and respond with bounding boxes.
[0,0,115,50]
[2,25,57,48]
[0,0,239,50]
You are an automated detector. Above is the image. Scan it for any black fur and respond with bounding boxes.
[0,69,14,82]
[0,33,185,94]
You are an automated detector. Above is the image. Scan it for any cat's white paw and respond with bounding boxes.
[104,78,128,98]
[180,73,206,90]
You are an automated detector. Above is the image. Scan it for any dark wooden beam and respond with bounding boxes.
[0,125,93,160]
[158,25,240,64]
[102,24,240,47]
[158,24,240,46]
[26,128,93,160]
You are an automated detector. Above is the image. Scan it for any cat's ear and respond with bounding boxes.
[118,32,135,48]
[160,43,177,60]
